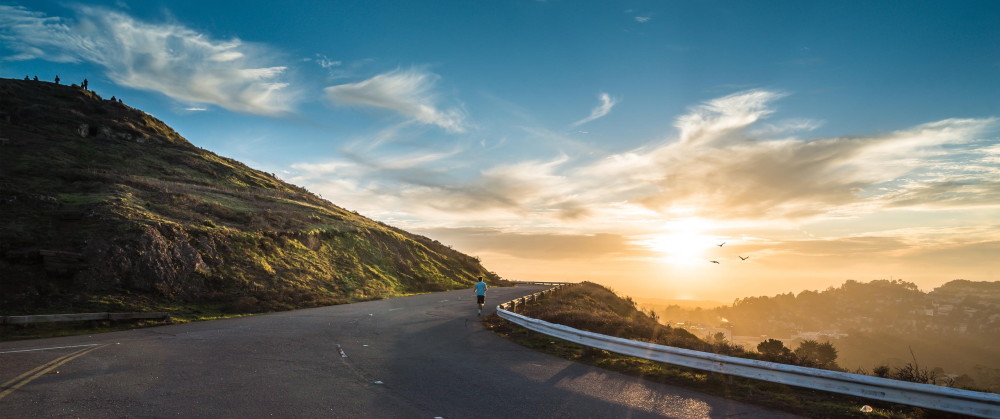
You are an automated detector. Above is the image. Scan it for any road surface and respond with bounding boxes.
[0,285,800,418]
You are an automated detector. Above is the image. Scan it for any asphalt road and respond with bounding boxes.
[0,285,801,418]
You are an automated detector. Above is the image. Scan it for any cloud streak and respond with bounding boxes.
[324,68,466,133]
[412,228,634,260]
[293,88,998,233]
[0,5,294,115]
[572,92,617,127]
[578,90,999,220]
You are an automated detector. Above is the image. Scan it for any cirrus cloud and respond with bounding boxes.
[592,90,998,219]
[292,88,998,232]
[0,5,294,115]
[324,68,467,133]
[571,92,618,127]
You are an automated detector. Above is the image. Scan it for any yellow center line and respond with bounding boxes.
[0,346,91,389]
[0,344,109,401]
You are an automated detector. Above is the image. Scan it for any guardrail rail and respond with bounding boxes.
[495,284,1000,418]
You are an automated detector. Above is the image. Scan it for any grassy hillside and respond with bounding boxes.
[0,77,500,316]
[514,282,714,350]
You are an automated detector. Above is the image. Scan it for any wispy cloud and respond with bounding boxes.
[292,88,998,233]
[635,16,651,23]
[412,227,634,260]
[592,91,998,219]
[571,92,617,127]
[876,139,1000,209]
[747,118,823,138]
[324,68,467,133]
[311,54,342,69]
[0,5,294,115]
[290,152,586,223]
[674,89,785,145]
[411,155,585,218]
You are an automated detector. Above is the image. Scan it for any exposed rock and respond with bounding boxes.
[113,131,133,141]
[77,224,210,298]
[98,125,113,139]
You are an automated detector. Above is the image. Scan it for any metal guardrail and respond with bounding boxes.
[1,312,169,325]
[495,286,1000,418]
[498,284,567,312]
[509,281,573,286]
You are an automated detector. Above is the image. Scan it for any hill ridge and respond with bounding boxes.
[0,77,498,315]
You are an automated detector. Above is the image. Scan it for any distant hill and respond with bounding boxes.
[931,279,1000,302]
[653,279,1000,391]
[0,78,500,315]
[633,297,727,311]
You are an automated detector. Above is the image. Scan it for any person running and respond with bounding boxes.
[474,276,488,316]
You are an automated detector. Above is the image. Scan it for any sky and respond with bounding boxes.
[2,1,999,303]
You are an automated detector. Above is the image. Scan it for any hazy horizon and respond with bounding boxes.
[2,1,998,302]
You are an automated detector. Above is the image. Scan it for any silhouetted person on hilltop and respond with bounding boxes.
[81,78,88,90]
[110,95,116,101]
[24,75,29,80]
[54,75,60,84]
[33,75,38,81]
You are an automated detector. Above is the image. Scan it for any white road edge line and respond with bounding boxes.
[0,343,100,354]
[336,344,348,358]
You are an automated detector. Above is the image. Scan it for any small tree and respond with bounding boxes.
[757,338,795,363]
[794,340,840,370]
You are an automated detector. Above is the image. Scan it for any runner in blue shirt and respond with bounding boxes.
[474,276,488,316]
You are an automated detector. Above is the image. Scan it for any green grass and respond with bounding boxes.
[484,282,967,419]
[1,78,498,318]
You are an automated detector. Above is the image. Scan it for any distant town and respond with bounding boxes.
[641,279,1000,390]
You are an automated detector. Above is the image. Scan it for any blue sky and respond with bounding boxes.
[2,1,999,301]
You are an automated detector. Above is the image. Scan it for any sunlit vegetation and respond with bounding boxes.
[651,279,1000,392]
[485,282,969,418]
[0,78,501,327]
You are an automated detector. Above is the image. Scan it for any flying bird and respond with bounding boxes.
[717,242,726,247]
[710,260,720,264]
[739,256,749,261]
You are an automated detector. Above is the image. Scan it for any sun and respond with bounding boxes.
[641,218,716,267]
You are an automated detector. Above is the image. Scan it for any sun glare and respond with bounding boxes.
[642,218,717,267]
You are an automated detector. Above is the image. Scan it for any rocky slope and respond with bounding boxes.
[0,78,499,314]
